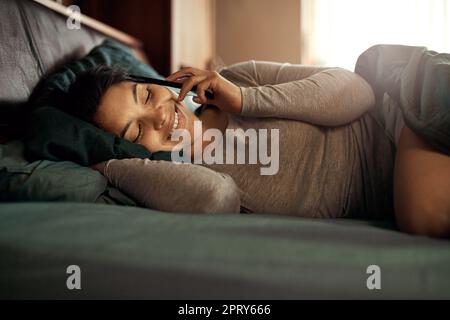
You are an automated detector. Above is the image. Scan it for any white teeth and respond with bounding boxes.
[169,111,179,138]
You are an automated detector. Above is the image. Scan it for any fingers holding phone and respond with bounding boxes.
[166,67,243,114]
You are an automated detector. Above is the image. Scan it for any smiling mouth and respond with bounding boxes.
[168,103,184,140]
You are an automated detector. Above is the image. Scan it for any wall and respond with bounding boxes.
[171,0,216,72]
[215,0,302,65]
[74,0,302,73]
[77,0,172,75]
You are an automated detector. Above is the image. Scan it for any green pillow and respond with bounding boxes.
[40,39,162,94]
[0,140,139,205]
[0,140,106,202]
[23,39,171,166]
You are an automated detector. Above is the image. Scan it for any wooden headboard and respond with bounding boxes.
[33,0,149,62]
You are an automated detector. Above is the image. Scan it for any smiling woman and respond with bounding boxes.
[63,59,449,238]
[94,80,192,152]
[67,65,236,156]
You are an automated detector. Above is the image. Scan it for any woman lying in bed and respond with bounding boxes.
[66,61,450,238]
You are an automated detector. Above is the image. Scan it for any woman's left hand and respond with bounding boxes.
[166,67,243,114]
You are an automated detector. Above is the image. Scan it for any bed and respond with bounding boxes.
[0,0,449,299]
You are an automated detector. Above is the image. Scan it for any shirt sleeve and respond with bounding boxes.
[219,60,375,127]
[102,158,241,214]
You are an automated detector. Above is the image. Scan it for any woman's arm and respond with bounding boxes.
[222,60,376,127]
[219,60,331,86]
[96,159,241,214]
[166,60,375,126]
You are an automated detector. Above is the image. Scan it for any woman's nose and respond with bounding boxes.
[140,85,175,130]
[142,103,168,130]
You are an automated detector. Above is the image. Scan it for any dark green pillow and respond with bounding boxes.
[0,140,106,202]
[0,140,138,205]
[24,39,171,166]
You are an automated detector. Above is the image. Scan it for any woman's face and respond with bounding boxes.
[94,81,199,152]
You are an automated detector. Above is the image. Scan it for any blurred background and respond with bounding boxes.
[57,0,449,75]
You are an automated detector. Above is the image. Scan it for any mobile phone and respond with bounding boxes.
[128,75,215,99]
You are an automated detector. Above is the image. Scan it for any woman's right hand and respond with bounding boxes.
[165,67,243,114]
[90,161,108,174]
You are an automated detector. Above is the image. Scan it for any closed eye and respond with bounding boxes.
[133,123,143,143]
[145,87,152,104]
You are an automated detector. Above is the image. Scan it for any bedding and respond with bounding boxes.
[355,44,450,155]
[0,202,449,299]
[0,140,137,204]
[0,140,106,202]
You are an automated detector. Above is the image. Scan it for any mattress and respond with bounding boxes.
[0,202,449,299]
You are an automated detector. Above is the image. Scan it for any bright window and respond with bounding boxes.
[301,0,450,70]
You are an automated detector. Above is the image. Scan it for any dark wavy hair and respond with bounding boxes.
[65,65,130,122]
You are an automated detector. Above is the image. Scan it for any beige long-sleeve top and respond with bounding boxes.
[102,60,397,219]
